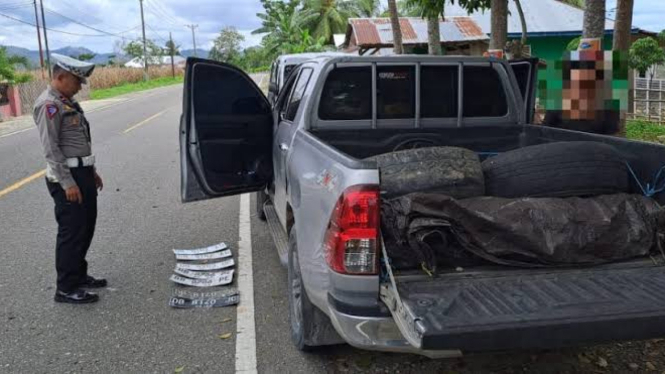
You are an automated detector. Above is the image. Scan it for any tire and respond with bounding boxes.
[287,228,339,351]
[256,190,268,221]
[366,146,485,199]
[482,141,629,198]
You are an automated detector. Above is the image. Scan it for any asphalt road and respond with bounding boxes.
[1,84,663,374]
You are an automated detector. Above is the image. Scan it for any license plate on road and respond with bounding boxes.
[168,293,239,308]
[174,268,234,280]
[170,273,234,287]
[175,259,235,271]
[175,249,232,261]
[172,242,228,256]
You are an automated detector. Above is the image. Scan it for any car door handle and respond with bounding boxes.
[279,143,289,152]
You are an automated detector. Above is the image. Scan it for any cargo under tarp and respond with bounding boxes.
[381,193,664,272]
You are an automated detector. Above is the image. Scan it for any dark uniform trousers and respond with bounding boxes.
[46,166,97,293]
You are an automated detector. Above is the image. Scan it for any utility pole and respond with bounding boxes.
[32,0,45,78]
[39,0,51,79]
[169,32,175,78]
[139,0,149,81]
[186,24,198,57]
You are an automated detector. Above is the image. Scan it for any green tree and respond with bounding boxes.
[0,47,31,84]
[348,0,383,17]
[302,0,356,44]
[629,37,665,85]
[253,0,317,55]
[283,29,328,53]
[209,27,245,63]
[123,39,163,64]
[75,53,96,61]
[164,39,180,56]
[403,0,490,55]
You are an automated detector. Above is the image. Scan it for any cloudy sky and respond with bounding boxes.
[0,0,661,54]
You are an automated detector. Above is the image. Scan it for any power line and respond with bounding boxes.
[44,7,138,38]
[144,0,180,27]
[146,23,168,44]
[55,0,133,34]
[0,3,33,11]
[0,10,120,37]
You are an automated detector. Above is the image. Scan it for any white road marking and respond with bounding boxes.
[0,127,34,139]
[235,193,258,373]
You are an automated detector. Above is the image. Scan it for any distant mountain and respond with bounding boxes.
[3,45,127,67]
[181,49,209,58]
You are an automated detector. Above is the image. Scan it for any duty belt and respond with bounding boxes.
[65,155,95,168]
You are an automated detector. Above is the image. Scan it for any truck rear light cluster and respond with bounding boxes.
[323,185,380,275]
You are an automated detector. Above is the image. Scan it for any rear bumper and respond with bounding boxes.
[326,307,462,359]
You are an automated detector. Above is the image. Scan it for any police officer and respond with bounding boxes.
[34,54,106,304]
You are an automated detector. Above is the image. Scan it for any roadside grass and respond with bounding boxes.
[90,76,183,100]
[626,120,665,142]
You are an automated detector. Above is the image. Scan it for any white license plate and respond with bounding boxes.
[169,293,239,308]
[170,273,233,287]
[172,242,228,256]
[175,258,235,271]
[175,249,232,261]
[174,268,234,280]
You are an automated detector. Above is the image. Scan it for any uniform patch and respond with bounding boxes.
[45,104,58,119]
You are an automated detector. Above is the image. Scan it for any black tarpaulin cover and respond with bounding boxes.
[381,193,663,271]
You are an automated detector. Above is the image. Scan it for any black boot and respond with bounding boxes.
[54,289,99,304]
[80,276,108,289]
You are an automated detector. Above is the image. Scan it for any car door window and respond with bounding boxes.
[284,68,313,122]
[463,66,508,117]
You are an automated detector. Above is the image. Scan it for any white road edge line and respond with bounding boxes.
[0,127,34,139]
[235,193,258,374]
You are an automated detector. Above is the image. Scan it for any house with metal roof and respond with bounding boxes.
[343,17,489,56]
[444,0,655,72]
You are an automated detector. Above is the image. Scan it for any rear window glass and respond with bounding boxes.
[463,66,508,117]
[377,66,415,119]
[319,67,372,121]
[421,66,458,118]
[284,69,313,121]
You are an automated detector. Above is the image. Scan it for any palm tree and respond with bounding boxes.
[490,0,508,50]
[406,0,445,55]
[612,0,633,51]
[253,0,318,54]
[387,0,404,54]
[348,0,383,17]
[302,0,355,44]
[583,0,606,39]
[514,0,527,46]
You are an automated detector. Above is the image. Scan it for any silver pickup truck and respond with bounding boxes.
[180,55,665,357]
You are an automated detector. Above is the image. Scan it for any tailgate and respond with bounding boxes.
[380,264,665,351]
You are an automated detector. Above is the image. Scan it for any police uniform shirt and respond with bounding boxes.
[34,85,92,189]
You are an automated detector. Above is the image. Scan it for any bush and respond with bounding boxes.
[26,65,183,90]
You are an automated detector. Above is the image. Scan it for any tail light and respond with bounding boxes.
[323,185,380,275]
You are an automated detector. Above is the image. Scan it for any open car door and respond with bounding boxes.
[509,58,539,123]
[180,58,273,203]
